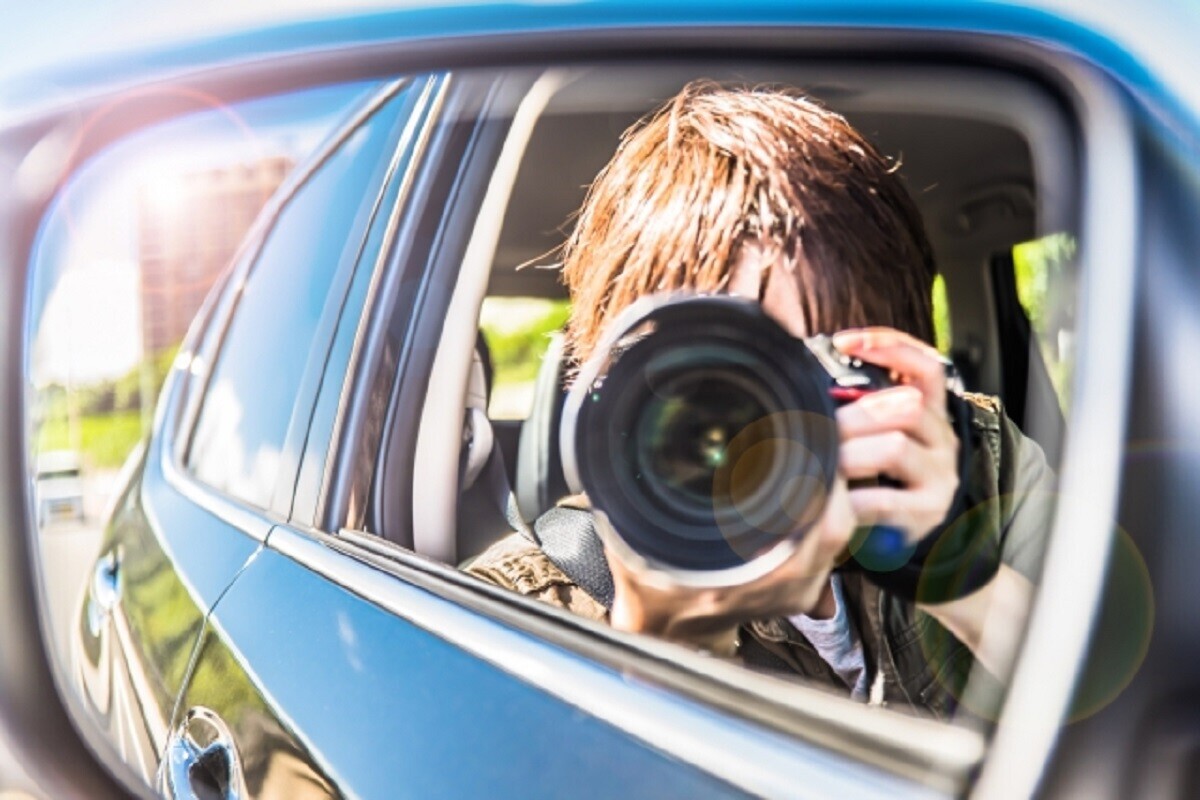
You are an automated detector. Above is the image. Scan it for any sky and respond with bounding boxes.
[27,81,370,386]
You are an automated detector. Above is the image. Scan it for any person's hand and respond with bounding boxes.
[832,327,960,546]
[605,477,856,656]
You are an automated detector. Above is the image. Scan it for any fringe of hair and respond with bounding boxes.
[560,80,936,368]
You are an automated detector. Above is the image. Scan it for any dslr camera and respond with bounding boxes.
[560,293,897,587]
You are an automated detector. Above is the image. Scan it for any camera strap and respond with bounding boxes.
[527,505,615,609]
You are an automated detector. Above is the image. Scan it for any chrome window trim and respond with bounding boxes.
[973,63,1139,800]
[271,523,977,798]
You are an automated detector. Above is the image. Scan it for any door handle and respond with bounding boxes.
[159,707,246,800]
[85,549,121,636]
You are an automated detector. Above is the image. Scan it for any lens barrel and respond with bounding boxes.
[561,295,840,577]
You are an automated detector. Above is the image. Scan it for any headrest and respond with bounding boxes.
[460,339,494,492]
[516,333,571,521]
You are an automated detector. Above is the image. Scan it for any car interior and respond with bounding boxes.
[399,63,1079,585]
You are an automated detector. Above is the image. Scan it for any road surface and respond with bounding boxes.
[1,471,113,796]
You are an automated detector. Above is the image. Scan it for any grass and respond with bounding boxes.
[37,410,147,470]
[480,297,571,414]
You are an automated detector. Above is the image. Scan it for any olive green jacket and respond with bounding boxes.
[468,394,1054,720]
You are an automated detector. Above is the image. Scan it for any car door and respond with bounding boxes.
[163,69,787,800]
[142,78,436,797]
[166,70,747,800]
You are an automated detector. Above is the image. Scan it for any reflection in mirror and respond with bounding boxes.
[24,83,371,675]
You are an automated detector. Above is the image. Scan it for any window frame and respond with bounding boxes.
[289,73,450,528]
[316,70,540,541]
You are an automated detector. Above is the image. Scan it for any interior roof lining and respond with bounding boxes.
[481,61,1074,300]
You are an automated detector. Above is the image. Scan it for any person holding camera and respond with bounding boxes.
[468,82,1053,718]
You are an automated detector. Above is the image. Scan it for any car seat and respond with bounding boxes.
[515,332,572,522]
[456,335,522,563]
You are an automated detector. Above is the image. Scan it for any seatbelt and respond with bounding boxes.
[524,506,615,609]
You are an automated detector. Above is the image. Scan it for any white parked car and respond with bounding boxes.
[35,450,85,525]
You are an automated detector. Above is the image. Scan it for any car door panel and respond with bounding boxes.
[72,352,274,786]
[175,528,748,800]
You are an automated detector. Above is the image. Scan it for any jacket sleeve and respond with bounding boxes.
[964,393,1057,583]
[995,411,1057,582]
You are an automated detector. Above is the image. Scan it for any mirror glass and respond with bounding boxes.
[22,63,1090,761]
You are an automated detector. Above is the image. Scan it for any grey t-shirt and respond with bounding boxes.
[789,574,870,701]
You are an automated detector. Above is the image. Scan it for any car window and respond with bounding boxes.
[479,296,570,420]
[186,84,414,511]
[371,62,1080,746]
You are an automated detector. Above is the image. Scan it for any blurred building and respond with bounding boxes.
[137,155,292,354]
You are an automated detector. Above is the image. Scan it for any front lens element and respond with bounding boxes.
[637,371,771,513]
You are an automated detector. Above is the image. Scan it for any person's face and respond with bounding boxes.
[727,240,811,338]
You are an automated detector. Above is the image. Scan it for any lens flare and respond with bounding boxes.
[911,490,1155,724]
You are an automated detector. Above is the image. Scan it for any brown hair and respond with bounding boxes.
[560,81,936,366]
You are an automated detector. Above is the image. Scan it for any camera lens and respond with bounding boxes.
[564,295,840,576]
[637,368,774,515]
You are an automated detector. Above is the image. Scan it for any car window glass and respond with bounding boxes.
[187,86,412,510]
[1012,232,1077,409]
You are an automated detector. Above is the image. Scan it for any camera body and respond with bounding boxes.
[560,293,893,587]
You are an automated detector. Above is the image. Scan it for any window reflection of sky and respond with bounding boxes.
[28,82,377,388]
[186,89,408,509]
[189,380,283,508]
